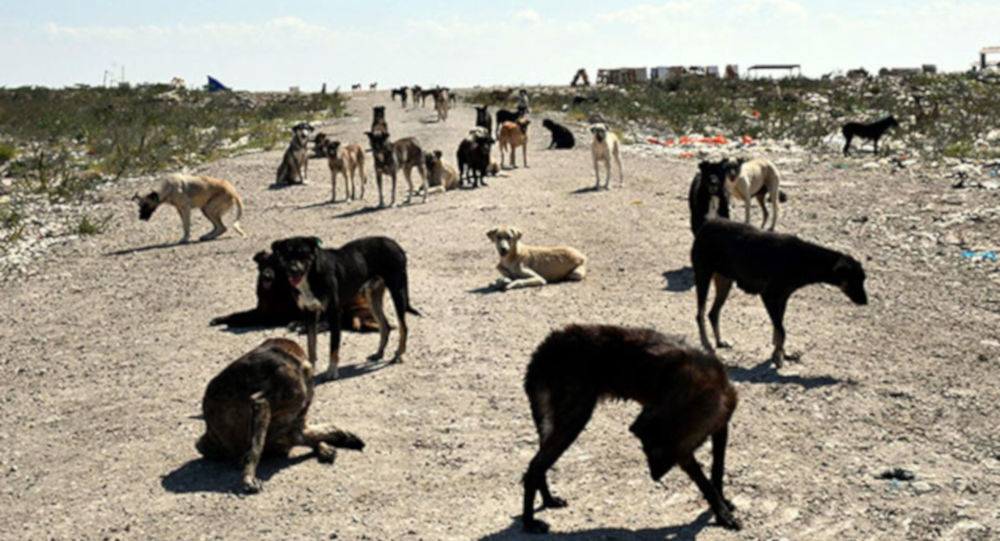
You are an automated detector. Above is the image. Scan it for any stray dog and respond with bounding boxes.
[499,119,530,168]
[394,137,429,204]
[365,130,399,208]
[486,226,585,290]
[723,158,787,231]
[424,150,459,193]
[410,85,422,107]
[275,122,314,185]
[692,219,868,368]
[522,324,740,533]
[351,83,362,91]
[475,105,492,135]
[369,82,377,91]
[271,236,421,380]
[196,338,365,493]
[371,106,388,134]
[391,86,408,107]
[495,106,527,137]
[434,89,450,122]
[590,123,623,189]
[842,116,899,156]
[209,250,381,333]
[542,119,574,149]
[418,88,437,107]
[457,130,495,188]
[312,132,330,157]
[688,160,731,235]
[133,173,246,243]
[325,141,367,202]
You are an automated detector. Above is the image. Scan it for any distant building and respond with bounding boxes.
[597,67,648,85]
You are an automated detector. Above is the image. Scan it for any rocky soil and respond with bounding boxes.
[0,90,998,540]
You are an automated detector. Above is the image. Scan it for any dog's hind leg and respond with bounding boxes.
[386,281,412,363]
[241,391,271,493]
[755,192,769,230]
[522,395,596,533]
[695,269,714,352]
[199,207,226,241]
[708,274,733,349]
[418,161,429,203]
[306,314,319,367]
[615,149,624,188]
[301,423,365,463]
[565,264,586,281]
[376,172,385,208]
[762,291,790,368]
[711,424,736,511]
[365,282,391,362]
[842,134,852,156]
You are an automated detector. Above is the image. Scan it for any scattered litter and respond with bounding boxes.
[961,250,997,262]
[877,468,916,481]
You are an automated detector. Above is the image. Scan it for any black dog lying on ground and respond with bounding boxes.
[270,236,421,381]
[209,251,380,333]
[842,116,898,156]
[692,219,868,368]
[688,159,731,235]
[521,324,740,533]
[541,119,574,149]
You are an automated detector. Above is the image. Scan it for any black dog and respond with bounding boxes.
[371,106,388,133]
[209,251,380,333]
[391,86,408,108]
[457,131,495,188]
[522,324,740,533]
[270,236,421,381]
[474,105,492,136]
[495,106,526,137]
[688,160,731,235]
[692,219,868,368]
[842,116,898,156]
[541,119,575,149]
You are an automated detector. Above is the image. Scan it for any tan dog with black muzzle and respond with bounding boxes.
[590,123,623,189]
[486,226,587,291]
[133,172,246,243]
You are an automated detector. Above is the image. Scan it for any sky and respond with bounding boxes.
[1,0,998,90]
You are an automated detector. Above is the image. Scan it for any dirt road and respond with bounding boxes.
[0,90,997,540]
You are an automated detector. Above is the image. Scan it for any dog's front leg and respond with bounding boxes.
[323,307,342,381]
[306,314,319,367]
[604,158,612,189]
[593,158,601,188]
[376,171,385,208]
[241,391,271,493]
[762,292,789,368]
[504,268,547,290]
[695,271,715,352]
[175,205,192,243]
[615,151,624,187]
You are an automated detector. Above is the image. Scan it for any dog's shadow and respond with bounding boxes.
[317,360,393,383]
[725,358,841,389]
[104,238,225,256]
[161,454,313,494]
[662,266,695,292]
[467,284,503,295]
[569,186,601,195]
[333,205,386,219]
[478,510,713,540]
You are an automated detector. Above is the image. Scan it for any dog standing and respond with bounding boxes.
[486,226,586,290]
[474,105,492,136]
[723,158,786,231]
[133,173,246,243]
[434,89,450,122]
[590,123,623,189]
[688,160,731,235]
[542,119,575,149]
[498,119,530,169]
[521,324,740,533]
[457,129,495,188]
[394,137,429,204]
[495,106,527,137]
[325,141,367,202]
[270,236,421,381]
[692,219,868,368]
[366,131,398,208]
[275,122,313,185]
[196,338,365,493]
[842,116,899,156]
[391,86,408,108]
[371,106,388,134]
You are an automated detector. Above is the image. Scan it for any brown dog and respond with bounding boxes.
[498,118,530,168]
[325,141,367,202]
[424,150,459,193]
[522,324,740,533]
[486,226,586,290]
[133,173,246,243]
[394,137,428,205]
[196,338,365,493]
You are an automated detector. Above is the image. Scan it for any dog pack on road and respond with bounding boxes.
[126,86,879,534]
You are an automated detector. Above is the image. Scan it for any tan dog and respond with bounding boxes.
[424,150,459,193]
[133,173,246,243]
[590,123,623,189]
[196,338,364,493]
[325,141,367,202]
[275,123,313,185]
[486,226,586,291]
[498,118,530,168]
[434,89,450,122]
[724,158,786,231]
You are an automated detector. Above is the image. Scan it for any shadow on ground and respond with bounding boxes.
[478,510,714,540]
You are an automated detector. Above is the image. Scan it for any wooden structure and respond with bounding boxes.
[981,46,1000,69]
[746,64,801,78]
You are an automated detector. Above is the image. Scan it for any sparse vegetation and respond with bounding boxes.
[470,72,1000,158]
[75,213,113,235]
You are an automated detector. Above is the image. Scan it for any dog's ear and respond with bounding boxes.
[510,227,522,241]
[253,250,270,264]
[486,228,498,241]
[590,125,598,134]
[310,236,322,250]
[434,150,442,159]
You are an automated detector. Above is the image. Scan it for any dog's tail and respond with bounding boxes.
[232,193,247,237]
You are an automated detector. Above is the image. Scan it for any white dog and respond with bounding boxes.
[724,158,786,231]
[590,123,623,189]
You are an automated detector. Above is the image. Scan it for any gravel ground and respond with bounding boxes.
[0,90,998,540]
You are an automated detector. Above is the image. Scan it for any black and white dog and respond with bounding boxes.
[271,236,421,381]
[688,160,731,235]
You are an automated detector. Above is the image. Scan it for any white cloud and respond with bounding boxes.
[514,9,541,23]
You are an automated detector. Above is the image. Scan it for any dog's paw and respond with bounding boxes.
[716,340,733,349]
[724,498,737,511]
[715,509,742,531]
[543,496,567,509]
[315,442,337,464]
[367,352,384,363]
[784,351,802,362]
[241,476,263,494]
[523,518,550,534]
[390,352,406,364]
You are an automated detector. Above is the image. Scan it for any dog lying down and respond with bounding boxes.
[486,226,586,291]
[692,219,868,368]
[522,324,740,533]
[196,338,364,493]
